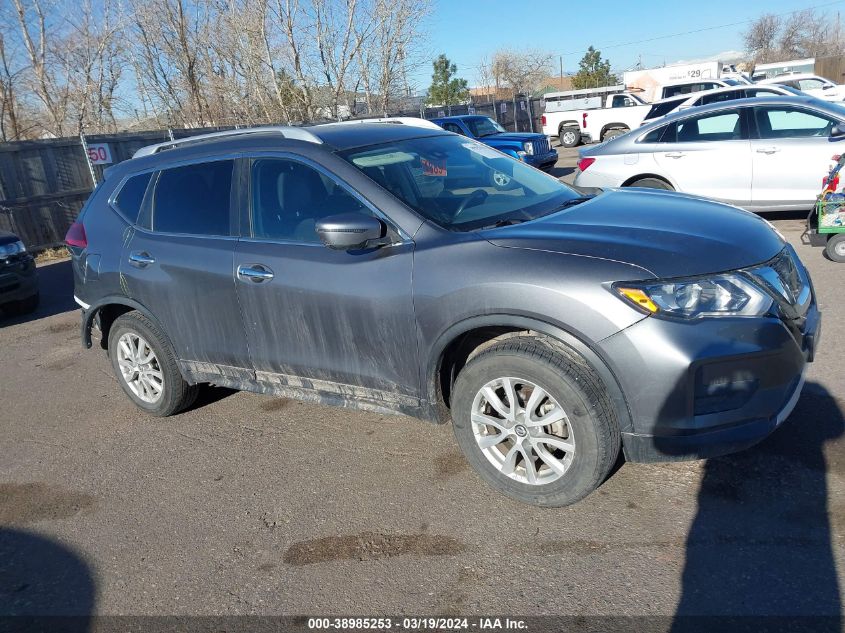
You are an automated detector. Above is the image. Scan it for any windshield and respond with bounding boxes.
[465,117,506,137]
[338,135,581,231]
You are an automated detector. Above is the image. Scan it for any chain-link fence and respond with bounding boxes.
[0,99,548,250]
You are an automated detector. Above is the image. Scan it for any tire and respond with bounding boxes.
[825,233,845,263]
[626,177,674,191]
[450,336,620,507]
[108,311,198,417]
[559,127,581,148]
[602,128,628,142]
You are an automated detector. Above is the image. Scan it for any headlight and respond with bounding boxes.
[0,240,25,258]
[522,141,534,155]
[614,274,773,319]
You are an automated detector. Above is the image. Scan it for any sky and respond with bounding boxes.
[409,0,845,89]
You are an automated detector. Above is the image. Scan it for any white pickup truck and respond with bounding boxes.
[541,92,650,148]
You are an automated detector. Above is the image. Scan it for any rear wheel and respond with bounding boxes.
[108,311,198,416]
[825,233,845,263]
[450,336,620,507]
[626,177,674,191]
[559,127,581,148]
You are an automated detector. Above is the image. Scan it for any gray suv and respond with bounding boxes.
[68,121,820,506]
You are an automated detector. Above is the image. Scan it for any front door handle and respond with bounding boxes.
[756,147,781,154]
[128,251,155,268]
[237,264,274,283]
[664,152,686,158]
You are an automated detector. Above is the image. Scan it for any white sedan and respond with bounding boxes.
[757,73,845,101]
[573,95,845,213]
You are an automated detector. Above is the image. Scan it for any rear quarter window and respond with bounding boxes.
[152,160,234,236]
[112,172,153,223]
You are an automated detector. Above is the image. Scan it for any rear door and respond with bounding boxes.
[750,104,844,210]
[653,107,753,205]
[233,154,421,405]
[120,157,251,371]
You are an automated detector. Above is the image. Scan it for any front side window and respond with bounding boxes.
[250,158,370,243]
[465,117,506,138]
[754,106,836,139]
[152,160,234,235]
[667,110,744,143]
[113,172,152,223]
[339,135,581,232]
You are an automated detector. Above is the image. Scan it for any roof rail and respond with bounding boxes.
[325,117,442,130]
[132,126,322,158]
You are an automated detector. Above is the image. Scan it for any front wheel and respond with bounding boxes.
[450,336,620,507]
[825,233,845,262]
[108,311,198,416]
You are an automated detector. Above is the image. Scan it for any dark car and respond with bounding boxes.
[68,121,819,506]
[0,231,39,316]
[430,115,558,171]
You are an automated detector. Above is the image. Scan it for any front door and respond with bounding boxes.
[233,155,421,405]
[120,158,251,370]
[750,104,844,210]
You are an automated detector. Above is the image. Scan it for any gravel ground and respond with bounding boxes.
[0,147,842,626]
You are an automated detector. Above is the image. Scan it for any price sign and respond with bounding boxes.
[86,143,113,165]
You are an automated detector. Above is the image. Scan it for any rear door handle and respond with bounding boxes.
[128,251,155,268]
[664,152,686,158]
[756,147,781,154]
[237,264,274,283]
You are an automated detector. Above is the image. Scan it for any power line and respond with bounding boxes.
[557,0,845,57]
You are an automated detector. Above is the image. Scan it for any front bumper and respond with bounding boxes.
[0,254,38,306]
[600,298,821,462]
[526,150,559,171]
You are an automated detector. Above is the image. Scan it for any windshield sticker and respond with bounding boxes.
[351,151,415,168]
[462,142,501,159]
[421,157,447,177]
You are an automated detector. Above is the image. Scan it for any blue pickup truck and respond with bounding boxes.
[430,115,558,171]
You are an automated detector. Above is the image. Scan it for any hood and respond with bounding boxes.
[0,231,19,246]
[484,188,785,279]
[481,132,546,143]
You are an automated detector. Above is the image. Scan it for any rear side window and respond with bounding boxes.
[113,172,152,223]
[152,160,234,236]
[666,111,745,143]
[640,126,666,143]
[645,99,685,120]
[699,90,742,105]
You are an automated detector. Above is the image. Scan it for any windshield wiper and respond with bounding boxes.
[478,218,526,229]
[554,196,593,211]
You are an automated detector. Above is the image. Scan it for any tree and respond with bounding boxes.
[427,54,468,107]
[571,46,617,89]
[745,8,845,63]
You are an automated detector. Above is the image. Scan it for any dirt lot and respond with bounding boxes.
[1,149,843,626]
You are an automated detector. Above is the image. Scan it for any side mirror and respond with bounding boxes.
[831,124,845,138]
[315,213,385,250]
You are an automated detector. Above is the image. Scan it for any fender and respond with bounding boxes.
[80,294,169,351]
[425,314,634,433]
[600,123,630,138]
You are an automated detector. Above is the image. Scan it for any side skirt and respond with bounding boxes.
[180,360,428,420]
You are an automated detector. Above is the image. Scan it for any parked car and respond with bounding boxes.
[430,115,558,170]
[575,95,845,212]
[540,91,650,147]
[0,231,39,316]
[649,84,805,121]
[69,121,819,506]
[758,73,845,101]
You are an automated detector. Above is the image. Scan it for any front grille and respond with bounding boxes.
[532,138,550,155]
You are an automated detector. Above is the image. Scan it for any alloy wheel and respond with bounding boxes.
[470,377,575,485]
[116,332,164,404]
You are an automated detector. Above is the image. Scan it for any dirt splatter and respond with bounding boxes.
[43,356,76,371]
[283,532,465,566]
[260,398,291,412]
[433,452,467,479]
[626,501,638,509]
[47,322,76,334]
[257,562,277,572]
[0,483,94,525]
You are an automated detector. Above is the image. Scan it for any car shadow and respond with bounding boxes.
[0,527,95,631]
[0,258,76,327]
[548,165,575,179]
[669,382,843,631]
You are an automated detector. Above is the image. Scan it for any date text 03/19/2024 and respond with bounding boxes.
[306,617,528,630]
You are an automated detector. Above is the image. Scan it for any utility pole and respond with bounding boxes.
[559,56,564,89]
